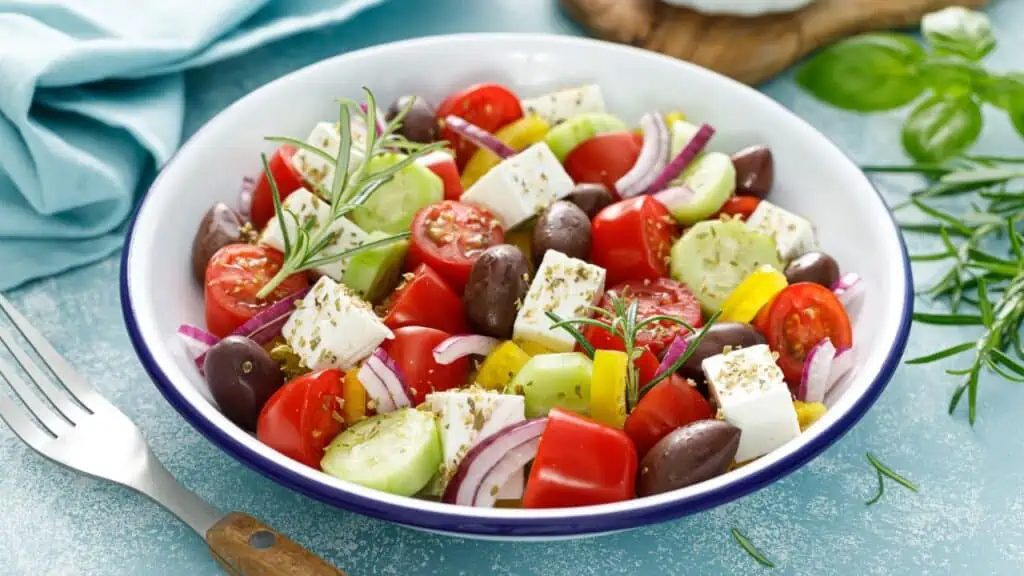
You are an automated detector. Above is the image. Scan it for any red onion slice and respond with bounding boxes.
[653,185,696,212]
[433,335,500,365]
[238,176,257,222]
[653,335,689,383]
[177,325,217,372]
[799,338,836,403]
[473,437,540,507]
[443,115,515,159]
[646,123,716,195]
[832,273,864,312]
[358,359,398,413]
[829,347,856,389]
[442,418,549,506]
[616,112,669,198]
[366,347,412,409]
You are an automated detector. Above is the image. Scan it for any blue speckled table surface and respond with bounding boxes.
[2,1,1023,574]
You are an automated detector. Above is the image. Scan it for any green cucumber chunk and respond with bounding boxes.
[320,408,442,497]
[349,152,443,235]
[544,113,627,161]
[342,230,409,304]
[670,152,736,225]
[670,119,702,158]
[506,352,593,418]
[670,219,782,314]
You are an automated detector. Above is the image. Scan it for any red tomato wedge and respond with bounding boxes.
[585,279,704,356]
[523,408,637,508]
[763,282,853,388]
[203,244,310,338]
[251,145,307,229]
[257,369,345,469]
[563,131,643,195]
[590,196,678,287]
[714,195,761,222]
[407,201,504,293]
[382,263,468,335]
[381,326,469,406]
[437,84,523,169]
[418,151,464,201]
[624,374,713,459]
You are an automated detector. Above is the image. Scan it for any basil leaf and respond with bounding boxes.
[901,96,983,162]
[922,7,997,61]
[1010,97,1024,140]
[796,34,926,112]
[977,73,1024,111]
[918,57,987,97]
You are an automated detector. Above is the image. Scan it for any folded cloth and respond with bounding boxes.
[0,0,387,291]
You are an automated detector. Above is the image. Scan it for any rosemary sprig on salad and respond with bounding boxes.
[256,88,447,298]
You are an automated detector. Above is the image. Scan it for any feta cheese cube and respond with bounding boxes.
[513,250,606,353]
[521,85,606,125]
[282,276,392,371]
[289,120,367,191]
[425,389,526,498]
[745,200,817,262]
[460,142,574,229]
[258,188,369,281]
[702,344,800,462]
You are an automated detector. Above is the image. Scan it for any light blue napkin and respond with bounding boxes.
[0,0,388,291]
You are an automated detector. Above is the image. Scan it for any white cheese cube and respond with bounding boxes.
[460,142,574,229]
[258,188,369,281]
[513,250,606,353]
[289,120,368,192]
[425,389,526,498]
[745,200,817,262]
[702,344,800,462]
[521,85,606,125]
[282,276,392,371]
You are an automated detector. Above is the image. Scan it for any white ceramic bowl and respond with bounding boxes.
[661,0,818,16]
[120,33,912,540]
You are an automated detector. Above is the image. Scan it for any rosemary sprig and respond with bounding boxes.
[865,452,918,506]
[731,528,775,568]
[256,88,447,298]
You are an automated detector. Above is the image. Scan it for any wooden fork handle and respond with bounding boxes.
[205,512,345,576]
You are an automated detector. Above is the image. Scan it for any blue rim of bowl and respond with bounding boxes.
[118,34,914,538]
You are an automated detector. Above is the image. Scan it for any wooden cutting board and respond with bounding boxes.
[561,0,989,85]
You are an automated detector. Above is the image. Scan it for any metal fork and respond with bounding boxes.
[0,294,344,576]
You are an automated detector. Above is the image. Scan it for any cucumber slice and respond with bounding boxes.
[669,152,736,225]
[320,408,442,497]
[349,152,444,235]
[506,352,593,418]
[543,113,627,161]
[670,219,783,314]
[669,119,702,158]
[342,230,409,304]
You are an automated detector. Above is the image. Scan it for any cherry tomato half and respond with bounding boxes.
[257,369,345,469]
[764,282,854,388]
[407,201,505,293]
[586,279,704,356]
[563,131,644,195]
[382,263,468,335]
[251,145,307,229]
[624,374,713,459]
[590,196,678,287]
[714,195,761,222]
[381,326,469,406]
[204,244,310,338]
[437,84,523,169]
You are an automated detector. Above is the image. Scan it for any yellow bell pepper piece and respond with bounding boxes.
[793,400,827,431]
[665,111,688,125]
[720,264,788,323]
[476,341,532,391]
[504,222,535,271]
[461,115,550,188]
[515,340,553,357]
[590,350,628,428]
[342,369,367,423]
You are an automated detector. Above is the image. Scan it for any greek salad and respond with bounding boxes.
[180,83,865,508]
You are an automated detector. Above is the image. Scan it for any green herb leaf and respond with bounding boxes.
[922,7,997,61]
[940,167,1023,185]
[902,96,983,162]
[918,57,987,96]
[991,349,1024,378]
[1010,96,1024,140]
[795,34,926,112]
[905,341,975,364]
[912,312,985,325]
[545,311,596,358]
[865,452,918,505]
[910,199,974,235]
[977,73,1024,111]
[730,528,775,568]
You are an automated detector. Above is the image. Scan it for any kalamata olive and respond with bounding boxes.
[784,251,840,288]
[731,145,774,198]
[386,95,438,143]
[565,183,615,219]
[191,202,243,284]
[463,245,531,339]
[531,201,592,263]
[204,336,284,431]
[637,419,741,497]
[678,322,766,385]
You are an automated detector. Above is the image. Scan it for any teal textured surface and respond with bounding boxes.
[2,0,1024,574]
